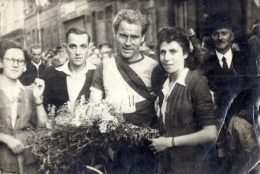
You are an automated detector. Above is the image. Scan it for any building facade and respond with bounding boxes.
[1,0,259,52]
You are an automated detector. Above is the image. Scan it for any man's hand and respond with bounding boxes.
[33,78,45,104]
[5,136,24,154]
[148,137,172,154]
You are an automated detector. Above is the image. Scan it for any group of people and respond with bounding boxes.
[0,9,259,174]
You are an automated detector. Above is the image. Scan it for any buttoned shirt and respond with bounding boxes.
[56,60,96,107]
[216,48,233,69]
[161,68,189,123]
[0,75,24,128]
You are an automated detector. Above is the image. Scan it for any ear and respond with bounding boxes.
[0,60,2,69]
[141,35,145,43]
[62,43,67,48]
[183,52,188,59]
[230,31,234,42]
[23,65,27,72]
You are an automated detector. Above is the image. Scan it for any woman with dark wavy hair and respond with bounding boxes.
[149,27,218,174]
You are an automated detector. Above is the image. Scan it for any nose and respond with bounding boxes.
[217,33,223,40]
[75,47,81,55]
[125,37,132,46]
[12,60,19,67]
[164,52,171,61]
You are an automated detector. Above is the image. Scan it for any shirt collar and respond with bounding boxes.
[31,60,42,67]
[56,60,96,77]
[162,68,189,95]
[216,48,233,63]
[0,74,25,91]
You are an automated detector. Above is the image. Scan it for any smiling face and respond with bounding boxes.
[1,48,25,80]
[64,33,89,68]
[115,21,144,62]
[211,28,234,54]
[159,41,188,76]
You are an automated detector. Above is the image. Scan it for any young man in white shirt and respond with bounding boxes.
[43,27,96,110]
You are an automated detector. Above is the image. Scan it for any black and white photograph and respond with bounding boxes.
[0,0,259,173]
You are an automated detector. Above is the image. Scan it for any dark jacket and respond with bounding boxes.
[158,70,216,174]
[43,67,95,111]
[19,62,46,86]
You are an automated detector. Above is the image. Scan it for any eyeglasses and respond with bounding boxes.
[3,58,26,66]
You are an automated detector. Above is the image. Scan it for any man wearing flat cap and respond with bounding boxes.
[204,12,258,173]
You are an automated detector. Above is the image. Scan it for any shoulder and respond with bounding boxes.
[143,54,158,67]
[186,70,208,86]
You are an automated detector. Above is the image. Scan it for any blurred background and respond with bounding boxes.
[0,0,259,53]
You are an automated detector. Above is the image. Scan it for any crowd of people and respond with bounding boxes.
[0,9,259,174]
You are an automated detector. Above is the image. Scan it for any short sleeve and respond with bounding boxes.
[90,63,104,93]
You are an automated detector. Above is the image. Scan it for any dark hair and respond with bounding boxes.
[98,43,112,50]
[65,27,91,44]
[30,44,42,53]
[157,27,190,55]
[0,39,23,61]
[113,9,151,36]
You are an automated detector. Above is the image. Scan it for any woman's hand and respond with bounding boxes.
[33,78,45,104]
[148,137,172,154]
[5,136,24,154]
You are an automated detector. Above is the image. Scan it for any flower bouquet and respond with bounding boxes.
[32,97,159,174]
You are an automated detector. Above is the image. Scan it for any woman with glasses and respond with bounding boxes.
[0,39,48,174]
[149,27,218,174]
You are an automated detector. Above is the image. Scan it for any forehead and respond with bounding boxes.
[67,33,89,44]
[160,41,182,50]
[4,48,24,59]
[31,48,42,54]
[117,21,142,36]
[213,28,232,33]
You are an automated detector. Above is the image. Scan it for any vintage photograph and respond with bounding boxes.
[0,0,259,173]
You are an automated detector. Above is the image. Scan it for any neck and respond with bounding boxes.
[0,74,17,91]
[217,47,231,55]
[120,53,141,63]
[68,62,86,74]
[169,67,184,83]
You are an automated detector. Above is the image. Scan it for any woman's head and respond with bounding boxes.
[157,27,190,74]
[0,39,27,80]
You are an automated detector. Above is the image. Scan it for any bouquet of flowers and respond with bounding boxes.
[32,97,159,174]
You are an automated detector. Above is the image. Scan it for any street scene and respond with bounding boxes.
[0,0,259,173]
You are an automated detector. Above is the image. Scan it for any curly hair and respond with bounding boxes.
[157,27,190,55]
[0,39,25,61]
[112,9,151,35]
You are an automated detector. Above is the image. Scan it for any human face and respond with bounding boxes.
[115,21,144,62]
[64,33,89,68]
[31,48,42,64]
[211,28,234,54]
[160,41,188,76]
[1,48,26,80]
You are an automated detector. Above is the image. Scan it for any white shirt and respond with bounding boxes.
[56,60,96,107]
[216,48,233,69]
[160,68,189,124]
[0,75,24,128]
[32,60,42,77]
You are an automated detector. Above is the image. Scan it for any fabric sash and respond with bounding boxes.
[114,55,155,101]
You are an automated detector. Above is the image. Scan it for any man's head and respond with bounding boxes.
[206,12,237,54]
[63,27,91,68]
[30,44,42,64]
[112,10,151,62]
[99,43,112,61]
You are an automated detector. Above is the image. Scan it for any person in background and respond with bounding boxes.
[90,9,158,174]
[43,27,96,110]
[52,46,68,68]
[204,12,258,173]
[99,43,113,62]
[19,44,46,86]
[0,39,48,174]
[140,41,157,60]
[149,27,217,174]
